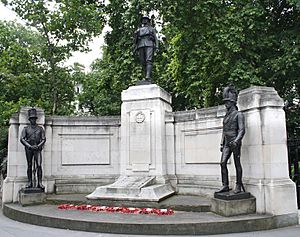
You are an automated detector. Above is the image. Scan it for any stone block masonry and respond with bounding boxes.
[2,85,298,222]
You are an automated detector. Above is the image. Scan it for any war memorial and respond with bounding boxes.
[1,16,299,235]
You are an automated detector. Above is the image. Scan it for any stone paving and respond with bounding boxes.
[0,204,300,237]
[3,193,299,235]
[1,192,299,236]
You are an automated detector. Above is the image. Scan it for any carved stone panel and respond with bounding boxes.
[183,129,222,164]
[60,134,111,166]
[129,110,151,171]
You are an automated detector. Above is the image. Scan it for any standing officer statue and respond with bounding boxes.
[217,85,246,194]
[134,16,159,83]
[20,108,46,190]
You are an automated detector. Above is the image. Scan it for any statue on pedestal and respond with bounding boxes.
[20,108,46,190]
[217,85,246,194]
[134,16,159,84]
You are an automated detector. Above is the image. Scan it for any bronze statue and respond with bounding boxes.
[20,108,46,189]
[217,85,246,194]
[134,16,159,83]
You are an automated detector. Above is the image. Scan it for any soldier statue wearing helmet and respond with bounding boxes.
[217,85,246,194]
[134,16,159,83]
[20,108,46,190]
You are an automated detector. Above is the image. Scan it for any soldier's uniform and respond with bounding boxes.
[134,16,158,81]
[218,86,245,193]
[20,109,46,189]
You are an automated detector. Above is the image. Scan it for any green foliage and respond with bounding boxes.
[78,0,299,138]
[0,21,44,123]
[0,18,86,171]
[0,21,42,165]
[0,20,76,118]
[78,47,122,115]
[79,0,163,115]
[0,126,8,179]
[2,0,106,114]
[0,0,299,138]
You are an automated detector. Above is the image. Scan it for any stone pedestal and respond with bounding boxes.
[238,87,298,216]
[19,188,46,206]
[211,191,256,216]
[214,191,252,200]
[87,84,175,201]
[120,84,172,178]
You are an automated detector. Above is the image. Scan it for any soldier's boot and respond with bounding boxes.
[145,64,153,81]
[37,168,44,189]
[216,162,229,193]
[26,169,33,188]
[216,185,229,193]
[234,184,242,193]
[234,183,245,194]
[216,177,229,193]
[234,170,245,193]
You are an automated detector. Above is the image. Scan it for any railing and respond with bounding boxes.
[287,139,300,209]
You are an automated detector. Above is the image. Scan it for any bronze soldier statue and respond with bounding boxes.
[217,85,246,194]
[134,16,159,83]
[20,108,46,189]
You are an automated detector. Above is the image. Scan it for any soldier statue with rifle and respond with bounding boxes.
[217,85,246,194]
[134,16,159,83]
[20,108,46,190]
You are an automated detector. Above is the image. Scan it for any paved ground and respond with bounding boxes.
[0,205,299,237]
[1,192,299,236]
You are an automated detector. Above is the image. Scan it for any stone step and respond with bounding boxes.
[55,183,102,194]
[46,194,211,212]
[4,202,298,235]
[54,177,116,194]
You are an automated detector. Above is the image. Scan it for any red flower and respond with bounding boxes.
[57,204,174,216]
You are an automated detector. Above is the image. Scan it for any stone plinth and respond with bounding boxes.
[238,86,298,216]
[19,188,46,206]
[87,84,175,201]
[120,84,172,179]
[211,191,256,216]
[214,191,252,200]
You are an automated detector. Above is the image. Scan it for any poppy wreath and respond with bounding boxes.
[58,204,174,215]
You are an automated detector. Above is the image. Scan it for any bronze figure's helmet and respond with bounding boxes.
[141,16,150,23]
[28,108,38,119]
[223,85,237,103]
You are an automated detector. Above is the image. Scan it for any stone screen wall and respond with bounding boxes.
[43,116,121,194]
[2,86,298,217]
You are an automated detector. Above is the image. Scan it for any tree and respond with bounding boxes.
[79,0,163,115]
[0,20,46,174]
[0,20,45,123]
[80,0,299,137]
[4,1,297,137]
[155,0,299,138]
[78,47,123,115]
[2,0,106,114]
[156,1,299,112]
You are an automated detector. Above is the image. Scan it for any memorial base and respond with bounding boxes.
[135,79,152,85]
[86,176,175,202]
[214,191,251,200]
[211,191,256,216]
[19,188,46,206]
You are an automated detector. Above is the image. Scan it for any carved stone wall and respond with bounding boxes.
[2,86,298,218]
